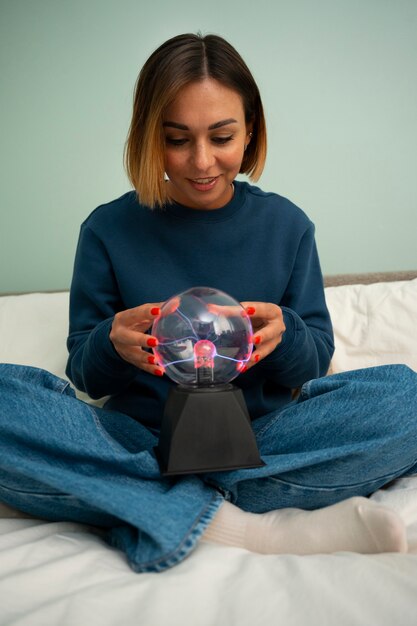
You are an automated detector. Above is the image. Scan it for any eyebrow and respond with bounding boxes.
[163,118,238,131]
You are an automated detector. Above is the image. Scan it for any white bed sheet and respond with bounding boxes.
[1,476,417,626]
[325,278,417,374]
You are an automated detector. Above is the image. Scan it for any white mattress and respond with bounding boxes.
[1,281,417,626]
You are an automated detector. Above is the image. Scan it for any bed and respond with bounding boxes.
[1,271,417,626]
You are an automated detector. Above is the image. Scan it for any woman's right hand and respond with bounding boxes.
[109,303,164,376]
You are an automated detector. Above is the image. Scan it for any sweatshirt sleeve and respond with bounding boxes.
[66,223,139,399]
[260,222,334,388]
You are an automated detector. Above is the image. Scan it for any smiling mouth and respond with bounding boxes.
[187,176,220,191]
[189,176,219,184]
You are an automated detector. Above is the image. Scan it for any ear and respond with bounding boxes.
[245,120,254,148]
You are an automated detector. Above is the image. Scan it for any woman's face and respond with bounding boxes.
[163,78,252,210]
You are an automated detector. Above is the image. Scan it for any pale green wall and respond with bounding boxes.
[1,0,416,293]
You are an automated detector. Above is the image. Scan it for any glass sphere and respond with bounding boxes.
[152,286,253,386]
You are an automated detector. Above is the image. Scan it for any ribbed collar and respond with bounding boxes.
[164,180,245,222]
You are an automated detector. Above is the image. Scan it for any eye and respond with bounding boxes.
[165,137,188,146]
[212,136,233,145]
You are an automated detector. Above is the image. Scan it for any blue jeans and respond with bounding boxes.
[0,363,416,572]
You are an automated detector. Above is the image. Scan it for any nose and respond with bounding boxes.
[192,141,215,172]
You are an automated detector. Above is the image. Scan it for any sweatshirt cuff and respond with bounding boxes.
[88,317,138,378]
[261,307,299,365]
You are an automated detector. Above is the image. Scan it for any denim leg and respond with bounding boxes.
[0,364,222,572]
[209,365,417,512]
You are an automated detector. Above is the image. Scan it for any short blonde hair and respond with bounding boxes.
[125,33,267,208]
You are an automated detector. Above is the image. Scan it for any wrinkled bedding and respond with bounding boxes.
[1,279,417,626]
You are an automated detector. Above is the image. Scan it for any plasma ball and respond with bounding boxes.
[151,286,253,386]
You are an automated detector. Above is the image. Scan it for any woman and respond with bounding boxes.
[1,33,416,573]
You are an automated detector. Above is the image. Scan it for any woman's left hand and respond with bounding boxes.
[241,302,286,370]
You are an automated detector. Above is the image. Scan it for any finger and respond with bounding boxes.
[133,360,166,377]
[111,304,162,348]
[240,303,264,331]
[206,303,245,317]
[245,306,285,345]
[243,347,265,371]
[118,303,163,329]
[241,302,282,322]
[245,320,286,369]
[160,296,180,316]
[114,344,165,376]
[142,352,165,376]
[240,302,257,319]
[246,332,285,368]
[111,325,160,350]
[135,349,166,376]
[140,361,165,377]
[252,318,285,345]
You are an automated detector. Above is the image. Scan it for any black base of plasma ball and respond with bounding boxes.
[154,384,265,476]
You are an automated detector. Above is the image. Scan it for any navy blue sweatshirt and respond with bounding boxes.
[66,181,334,429]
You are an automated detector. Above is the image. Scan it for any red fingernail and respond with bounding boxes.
[254,354,260,363]
[246,306,256,315]
[147,355,156,365]
[253,336,261,345]
[151,307,160,316]
[241,365,248,373]
[147,337,158,347]
[154,368,164,376]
